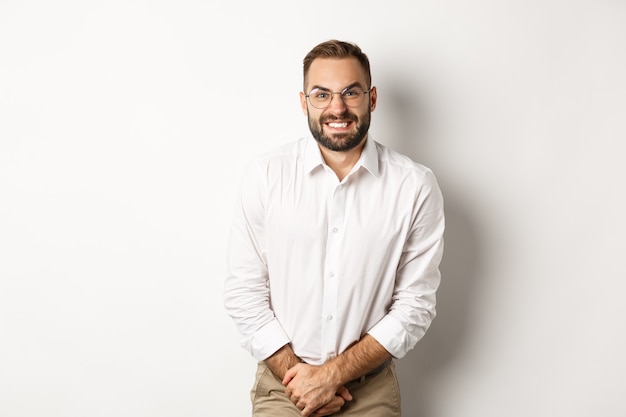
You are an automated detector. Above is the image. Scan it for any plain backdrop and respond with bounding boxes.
[1,1,625,416]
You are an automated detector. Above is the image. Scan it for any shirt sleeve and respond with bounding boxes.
[223,160,291,361]
[367,169,445,358]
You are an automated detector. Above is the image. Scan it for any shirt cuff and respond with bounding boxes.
[367,314,422,359]
[243,318,291,361]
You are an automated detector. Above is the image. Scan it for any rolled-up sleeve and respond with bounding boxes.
[367,170,445,358]
[223,161,290,361]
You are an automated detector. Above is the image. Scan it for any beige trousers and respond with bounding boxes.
[250,361,401,417]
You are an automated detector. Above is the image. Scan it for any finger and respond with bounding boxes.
[282,364,299,385]
[312,396,345,416]
[301,396,336,417]
[336,386,353,401]
[301,406,313,417]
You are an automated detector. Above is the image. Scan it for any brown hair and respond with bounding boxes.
[302,39,372,90]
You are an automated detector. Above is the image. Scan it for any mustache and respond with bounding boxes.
[321,113,358,123]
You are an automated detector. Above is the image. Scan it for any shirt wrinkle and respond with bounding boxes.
[224,136,445,365]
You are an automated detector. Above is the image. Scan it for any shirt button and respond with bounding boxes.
[332,227,339,233]
[326,315,333,321]
[329,272,335,278]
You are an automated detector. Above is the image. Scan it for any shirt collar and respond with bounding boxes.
[304,136,325,174]
[358,136,380,177]
[303,136,380,177]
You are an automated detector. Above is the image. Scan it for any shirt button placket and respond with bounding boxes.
[322,184,345,361]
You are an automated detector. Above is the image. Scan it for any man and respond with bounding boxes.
[224,39,445,417]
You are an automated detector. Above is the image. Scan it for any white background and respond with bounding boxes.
[1,1,625,416]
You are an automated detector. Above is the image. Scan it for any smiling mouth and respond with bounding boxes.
[327,122,349,128]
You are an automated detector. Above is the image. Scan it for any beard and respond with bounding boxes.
[308,109,371,152]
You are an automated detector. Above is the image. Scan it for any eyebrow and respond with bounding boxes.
[309,82,364,92]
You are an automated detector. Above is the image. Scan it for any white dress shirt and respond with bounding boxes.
[224,136,444,365]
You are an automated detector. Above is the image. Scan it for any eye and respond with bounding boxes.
[315,92,329,99]
[342,89,360,98]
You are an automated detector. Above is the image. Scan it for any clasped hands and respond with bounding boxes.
[282,362,353,417]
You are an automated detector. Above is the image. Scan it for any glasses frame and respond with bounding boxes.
[305,86,372,109]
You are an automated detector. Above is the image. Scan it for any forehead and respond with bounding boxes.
[305,57,367,91]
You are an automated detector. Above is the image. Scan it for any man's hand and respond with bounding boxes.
[282,363,352,417]
[311,387,352,416]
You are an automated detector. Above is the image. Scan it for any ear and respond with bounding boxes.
[299,91,308,116]
[369,86,377,112]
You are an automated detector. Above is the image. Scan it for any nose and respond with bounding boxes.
[327,92,347,112]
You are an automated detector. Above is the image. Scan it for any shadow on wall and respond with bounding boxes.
[380,81,483,417]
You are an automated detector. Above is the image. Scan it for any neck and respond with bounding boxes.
[319,137,367,181]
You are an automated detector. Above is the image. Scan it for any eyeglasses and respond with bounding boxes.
[305,86,371,109]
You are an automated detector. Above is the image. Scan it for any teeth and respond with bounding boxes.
[328,122,348,128]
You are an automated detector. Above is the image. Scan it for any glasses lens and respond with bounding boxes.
[342,87,365,107]
[308,89,330,108]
